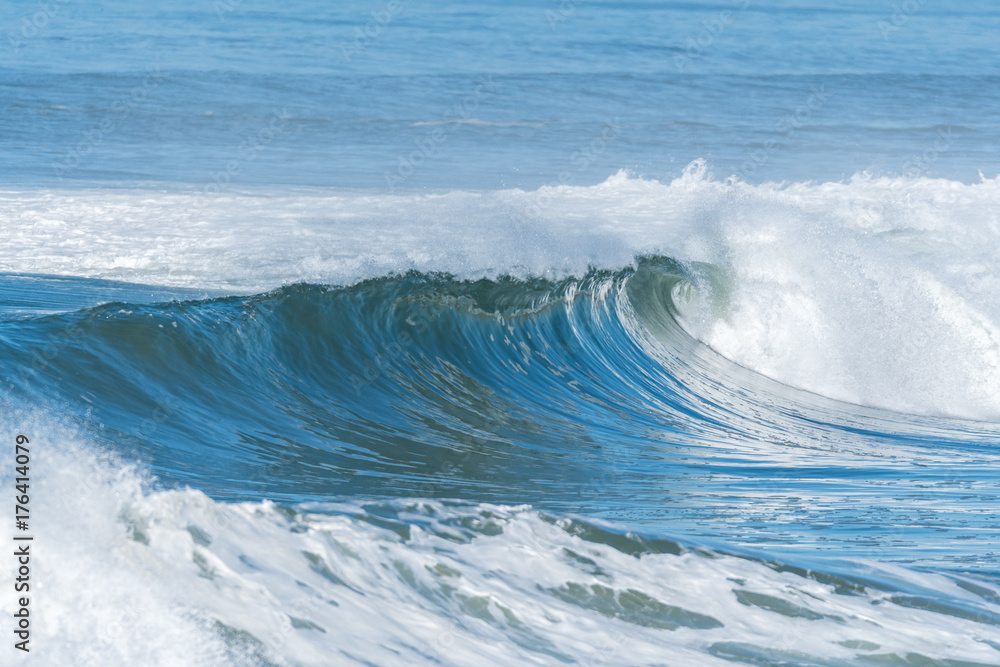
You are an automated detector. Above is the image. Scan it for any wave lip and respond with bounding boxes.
[3,165,1000,419]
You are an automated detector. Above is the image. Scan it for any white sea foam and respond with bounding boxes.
[2,162,999,419]
[3,426,1000,666]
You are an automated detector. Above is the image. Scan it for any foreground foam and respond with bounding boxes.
[3,427,1000,666]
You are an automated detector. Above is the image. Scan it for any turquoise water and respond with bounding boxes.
[2,1,1000,665]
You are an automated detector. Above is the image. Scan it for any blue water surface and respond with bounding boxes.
[2,0,999,188]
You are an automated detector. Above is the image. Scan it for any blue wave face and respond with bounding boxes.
[4,261,999,576]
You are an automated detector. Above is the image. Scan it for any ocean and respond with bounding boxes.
[2,0,1000,664]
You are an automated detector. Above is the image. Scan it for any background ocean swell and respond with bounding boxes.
[1,170,1000,664]
[4,0,1000,189]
